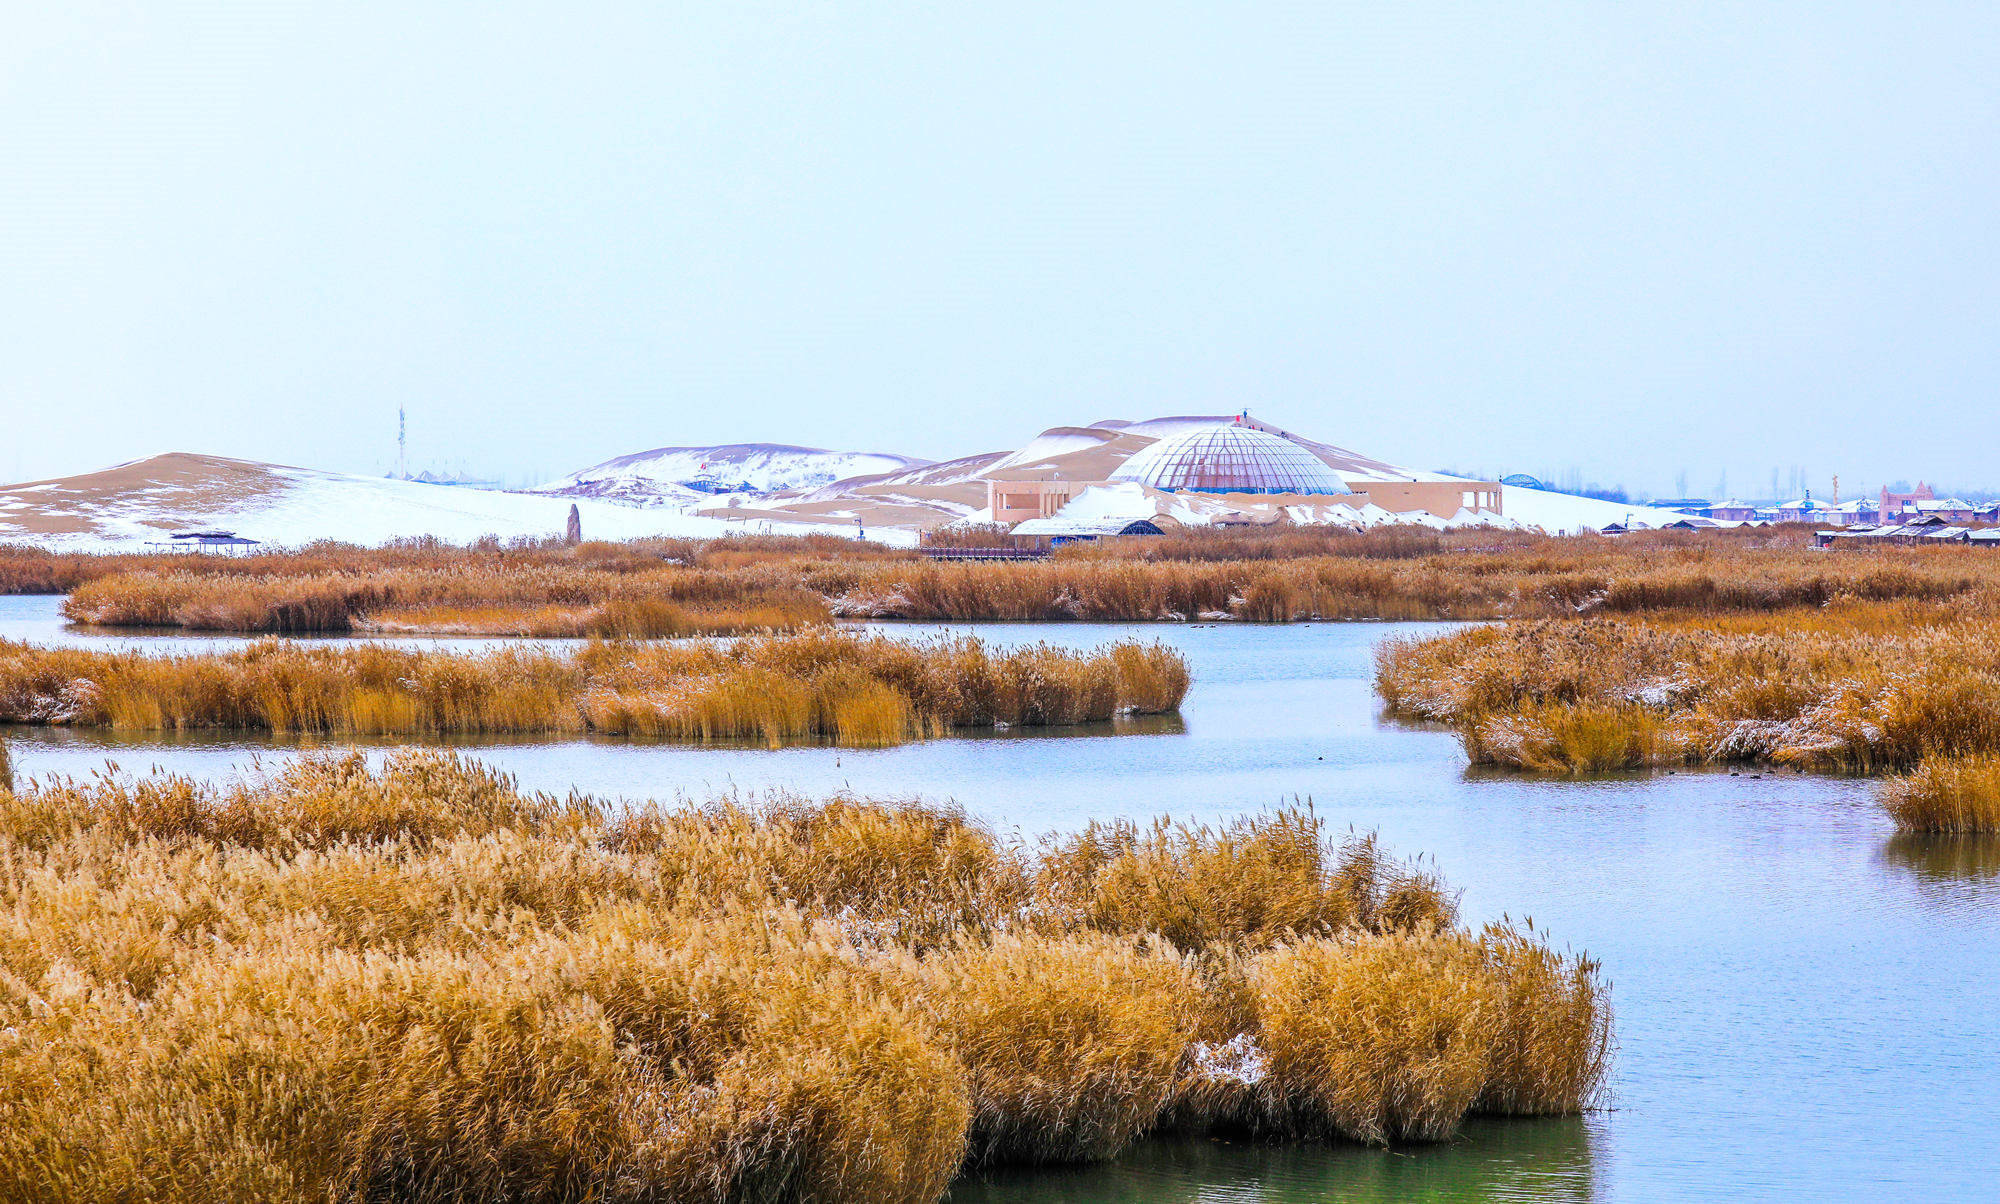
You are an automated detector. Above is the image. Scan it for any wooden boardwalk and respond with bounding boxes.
[917,547,1047,561]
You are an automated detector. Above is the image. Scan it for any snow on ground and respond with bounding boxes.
[1096,416,1240,439]
[1038,482,1523,533]
[536,444,927,504]
[256,470,742,546]
[1043,482,1151,522]
[1498,485,1689,534]
[983,430,1116,473]
[7,468,870,553]
[1336,467,1465,485]
[9,464,1644,552]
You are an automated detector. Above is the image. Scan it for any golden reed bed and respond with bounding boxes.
[61,567,831,637]
[0,751,1609,1202]
[1374,601,2000,831]
[15,526,2000,633]
[0,630,1189,745]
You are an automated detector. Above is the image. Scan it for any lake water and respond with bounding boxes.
[4,594,1997,1201]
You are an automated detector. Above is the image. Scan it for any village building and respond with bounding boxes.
[1905,496,1982,523]
[1832,498,1881,526]
[1775,497,1837,524]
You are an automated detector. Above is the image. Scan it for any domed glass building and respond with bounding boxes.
[1109,422,1352,496]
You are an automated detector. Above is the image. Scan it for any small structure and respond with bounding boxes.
[1707,500,1759,522]
[565,504,582,546]
[989,479,1087,524]
[918,546,1048,561]
[157,530,261,555]
[1008,514,1166,548]
[1819,517,1981,548]
[1653,498,1714,516]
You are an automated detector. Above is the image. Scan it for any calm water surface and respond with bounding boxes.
[3,594,1996,1201]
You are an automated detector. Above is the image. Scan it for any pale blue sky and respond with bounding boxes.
[5,2,1997,498]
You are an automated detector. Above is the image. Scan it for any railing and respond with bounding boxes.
[917,546,1047,561]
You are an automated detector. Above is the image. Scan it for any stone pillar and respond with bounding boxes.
[565,504,582,546]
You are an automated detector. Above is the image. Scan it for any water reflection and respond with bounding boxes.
[1880,832,2000,885]
[1879,833,2000,921]
[950,712,1187,741]
[11,711,1186,758]
[948,1118,1595,1203]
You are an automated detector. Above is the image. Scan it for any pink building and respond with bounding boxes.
[1880,482,1935,519]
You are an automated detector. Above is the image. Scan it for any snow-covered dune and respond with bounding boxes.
[983,427,1121,474]
[1,423,1685,548]
[0,454,867,551]
[1499,485,1690,533]
[538,444,930,507]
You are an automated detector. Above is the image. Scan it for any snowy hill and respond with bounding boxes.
[0,428,1692,550]
[0,454,887,552]
[1497,485,1693,534]
[536,444,930,508]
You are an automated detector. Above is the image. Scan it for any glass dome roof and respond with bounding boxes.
[1109,423,1351,495]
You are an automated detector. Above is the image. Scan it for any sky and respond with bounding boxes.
[4,2,1997,500]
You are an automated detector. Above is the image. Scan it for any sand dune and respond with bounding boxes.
[0,453,873,551]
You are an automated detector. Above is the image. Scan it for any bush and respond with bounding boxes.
[0,757,1610,1199]
[0,632,1186,746]
[892,933,1200,1166]
[1036,811,1457,951]
[1883,753,2000,834]
[1244,933,1502,1144]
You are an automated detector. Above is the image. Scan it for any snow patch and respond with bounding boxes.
[537,444,929,506]
[1190,1034,1268,1087]
[985,430,1115,472]
[1500,486,1691,534]
[5,467,862,552]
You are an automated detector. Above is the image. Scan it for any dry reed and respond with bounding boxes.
[29,525,2000,630]
[0,631,1188,745]
[62,566,831,636]
[0,753,1609,1201]
[1376,606,2000,775]
[1033,812,1458,951]
[1882,753,2000,833]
